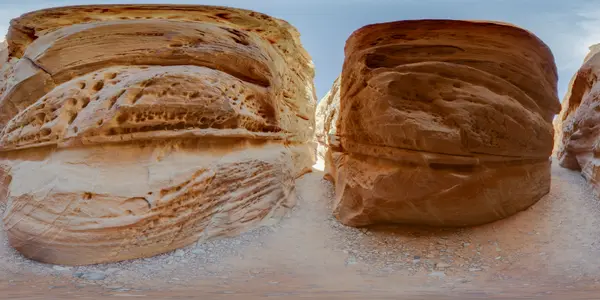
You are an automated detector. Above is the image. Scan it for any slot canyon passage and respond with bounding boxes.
[2,5,600,299]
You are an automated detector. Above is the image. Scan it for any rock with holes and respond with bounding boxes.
[0,5,315,265]
[319,20,560,227]
[555,43,600,193]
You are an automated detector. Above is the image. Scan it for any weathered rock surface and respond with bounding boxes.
[0,41,7,68]
[319,20,560,227]
[0,5,316,265]
[555,43,600,192]
[315,76,340,177]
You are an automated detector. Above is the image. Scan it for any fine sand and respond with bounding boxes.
[1,158,600,299]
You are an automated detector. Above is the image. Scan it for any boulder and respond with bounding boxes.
[555,43,600,191]
[319,20,560,227]
[0,5,315,265]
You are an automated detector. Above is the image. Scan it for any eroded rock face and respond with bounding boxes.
[314,76,340,176]
[555,44,600,191]
[319,20,560,227]
[0,41,7,68]
[0,5,316,265]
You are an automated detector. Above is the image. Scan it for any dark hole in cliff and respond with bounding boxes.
[117,112,129,124]
[92,80,105,91]
[215,13,231,20]
[365,53,389,68]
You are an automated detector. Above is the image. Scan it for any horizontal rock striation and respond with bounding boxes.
[319,20,560,227]
[0,5,316,265]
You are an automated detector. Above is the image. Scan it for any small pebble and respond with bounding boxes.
[105,268,120,274]
[81,272,107,281]
[346,256,357,265]
[428,271,446,278]
[192,249,206,255]
[435,262,451,270]
[53,266,70,272]
[174,249,185,257]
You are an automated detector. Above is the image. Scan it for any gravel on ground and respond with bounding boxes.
[1,159,600,299]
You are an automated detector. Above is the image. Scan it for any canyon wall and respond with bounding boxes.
[554,43,600,193]
[318,20,560,227]
[0,5,316,265]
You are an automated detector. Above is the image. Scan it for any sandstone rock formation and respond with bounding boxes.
[0,5,316,265]
[0,41,7,68]
[315,76,340,176]
[555,43,600,192]
[319,20,560,227]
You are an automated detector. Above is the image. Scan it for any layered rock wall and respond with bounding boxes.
[315,76,340,177]
[0,5,315,265]
[555,43,600,192]
[319,20,560,227]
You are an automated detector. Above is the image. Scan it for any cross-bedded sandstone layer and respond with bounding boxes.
[0,5,316,265]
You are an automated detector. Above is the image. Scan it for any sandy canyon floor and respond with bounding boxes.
[1,159,600,299]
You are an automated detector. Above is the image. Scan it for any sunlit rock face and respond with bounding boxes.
[555,43,600,194]
[0,5,316,265]
[319,20,560,228]
[315,76,340,176]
